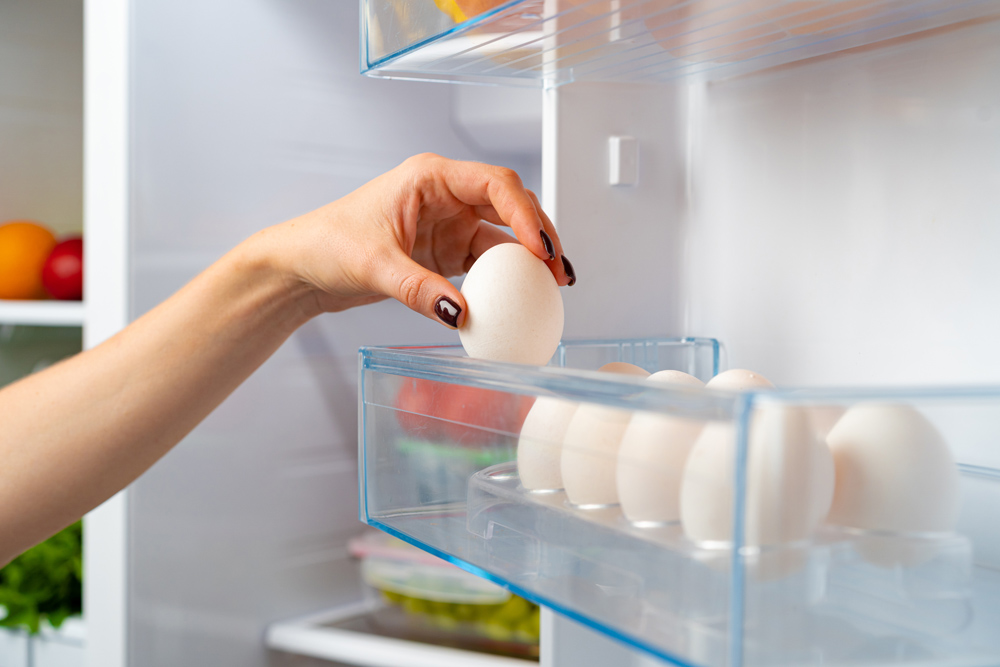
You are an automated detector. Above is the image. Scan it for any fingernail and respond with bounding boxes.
[561,255,576,286]
[539,230,556,260]
[434,296,461,328]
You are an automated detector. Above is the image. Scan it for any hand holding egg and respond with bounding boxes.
[280,154,573,327]
[460,243,565,366]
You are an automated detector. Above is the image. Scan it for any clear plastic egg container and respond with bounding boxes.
[358,337,1000,666]
[361,0,999,86]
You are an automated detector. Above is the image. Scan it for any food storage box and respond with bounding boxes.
[358,337,1000,666]
[349,530,540,658]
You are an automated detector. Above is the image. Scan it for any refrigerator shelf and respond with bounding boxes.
[265,600,534,666]
[361,0,1000,86]
[358,338,1000,666]
[0,300,84,328]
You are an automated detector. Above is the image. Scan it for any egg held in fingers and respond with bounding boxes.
[459,243,564,366]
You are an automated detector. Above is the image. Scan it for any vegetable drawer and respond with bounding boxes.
[357,338,1000,666]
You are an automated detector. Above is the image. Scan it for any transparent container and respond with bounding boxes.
[360,0,1000,86]
[349,530,541,658]
[358,337,1000,666]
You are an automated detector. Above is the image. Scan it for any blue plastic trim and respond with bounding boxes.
[366,519,704,667]
[728,393,755,667]
[361,0,530,73]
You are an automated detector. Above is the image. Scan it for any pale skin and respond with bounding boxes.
[0,154,574,565]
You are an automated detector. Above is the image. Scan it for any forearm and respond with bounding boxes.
[0,231,318,563]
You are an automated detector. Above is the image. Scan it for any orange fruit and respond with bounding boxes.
[0,221,58,300]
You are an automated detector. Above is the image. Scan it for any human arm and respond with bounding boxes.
[0,154,572,564]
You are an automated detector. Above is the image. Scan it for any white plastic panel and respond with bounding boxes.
[544,82,686,339]
[683,17,1000,387]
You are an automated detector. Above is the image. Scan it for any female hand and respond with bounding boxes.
[0,154,573,562]
[256,153,575,328]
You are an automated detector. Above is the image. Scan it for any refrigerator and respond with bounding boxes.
[4,0,999,666]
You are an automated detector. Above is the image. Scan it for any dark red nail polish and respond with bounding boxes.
[561,255,576,286]
[540,230,556,260]
[434,296,461,328]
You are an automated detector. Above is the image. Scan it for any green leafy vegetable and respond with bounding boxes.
[0,521,82,634]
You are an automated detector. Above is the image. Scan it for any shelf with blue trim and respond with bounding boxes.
[358,338,1000,666]
[361,0,1000,86]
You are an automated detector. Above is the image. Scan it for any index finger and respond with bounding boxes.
[417,155,557,263]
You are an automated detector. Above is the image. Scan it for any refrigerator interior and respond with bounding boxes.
[125,1,539,666]
[3,0,993,665]
[355,1,1000,666]
[0,0,82,237]
[0,2,85,665]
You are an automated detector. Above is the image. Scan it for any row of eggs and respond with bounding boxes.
[517,364,961,562]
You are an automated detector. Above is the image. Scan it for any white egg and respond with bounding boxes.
[617,370,705,524]
[706,368,776,391]
[459,243,564,366]
[807,405,847,443]
[561,362,649,506]
[826,403,960,566]
[681,405,835,549]
[597,362,651,376]
[517,397,578,491]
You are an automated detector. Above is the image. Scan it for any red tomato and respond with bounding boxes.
[42,237,83,301]
[396,377,534,446]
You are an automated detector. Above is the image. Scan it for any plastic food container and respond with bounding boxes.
[358,337,1000,667]
[349,531,540,657]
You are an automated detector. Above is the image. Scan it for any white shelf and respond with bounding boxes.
[266,601,531,667]
[0,619,86,667]
[0,301,85,327]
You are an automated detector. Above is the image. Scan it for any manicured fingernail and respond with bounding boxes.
[434,296,461,328]
[540,230,556,260]
[561,255,576,286]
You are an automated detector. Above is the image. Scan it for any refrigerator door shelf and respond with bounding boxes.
[361,0,1000,87]
[358,339,1000,666]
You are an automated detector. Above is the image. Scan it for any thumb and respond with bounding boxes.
[378,251,467,329]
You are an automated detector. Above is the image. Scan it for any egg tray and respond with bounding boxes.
[359,340,1000,666]
[465,462,975,662]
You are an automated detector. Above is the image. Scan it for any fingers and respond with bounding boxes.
[465,222,517,273]
[421,155,554,262]
[525,190,575,287]
[375,248,467,329]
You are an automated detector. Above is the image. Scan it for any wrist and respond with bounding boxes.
[230,227,325,327]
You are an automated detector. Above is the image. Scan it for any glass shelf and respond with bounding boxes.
[358,337,1000,666]
[361,0,1000,86]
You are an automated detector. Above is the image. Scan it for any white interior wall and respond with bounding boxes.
[0,0,82,235]
[126,2,539,666]
[684,19,1000,387]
